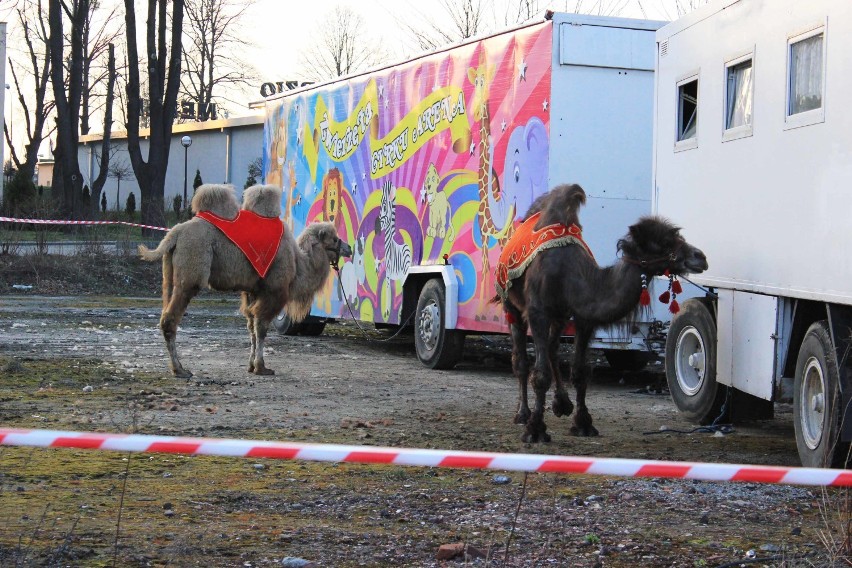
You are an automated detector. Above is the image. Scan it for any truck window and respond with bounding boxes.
[786,25,826,128]
[724,56,753,136]
[676,75,699,149]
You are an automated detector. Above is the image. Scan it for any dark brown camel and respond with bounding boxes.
[495,184,708,442]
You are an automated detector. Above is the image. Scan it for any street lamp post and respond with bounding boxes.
[181,135,192,216]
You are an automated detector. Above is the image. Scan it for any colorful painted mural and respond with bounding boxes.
[263,21,552,333]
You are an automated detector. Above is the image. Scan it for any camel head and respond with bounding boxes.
[618,216,708,277]
[300,221,353,269]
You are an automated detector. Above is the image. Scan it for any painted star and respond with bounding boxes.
[378,84,384,98]
[433,82,441,92]
[518,59,528,82]
[362,172,366,180]
[353,182,358,192]
[542,99,549,111]
[469,141,476,155]
[501,119,507,132]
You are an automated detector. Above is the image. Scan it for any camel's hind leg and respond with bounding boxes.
[569,322,598,437]
[241,293,259,373]
[549,320,574,418]
[246,293,280,376]
[160,285,198,378]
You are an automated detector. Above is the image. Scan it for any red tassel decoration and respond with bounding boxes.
[659,291,670,304]
[672,278,683,294]
[639,273,650,306]
[669,299,680,314]
[505,311,516,325]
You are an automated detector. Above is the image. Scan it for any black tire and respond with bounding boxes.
[604,350,653,373]
[665,298,726,424]
[793,321,849,468]
[300,319,327,336]
[272,311,302,336]
[414,279,465,370]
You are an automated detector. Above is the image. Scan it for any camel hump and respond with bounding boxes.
[242,184,283,218]
[524,183,586,226]
[191,184,240,219]
[554,183,586,210]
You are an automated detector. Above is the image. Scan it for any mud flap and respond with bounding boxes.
[827,304,852,442]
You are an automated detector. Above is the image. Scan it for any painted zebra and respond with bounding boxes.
[377,180,412,281]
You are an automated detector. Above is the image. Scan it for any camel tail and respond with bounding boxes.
[138,231,178,309]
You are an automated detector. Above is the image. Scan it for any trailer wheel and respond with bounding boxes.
[793,321,849,468]
[300,319,327,336]
[665,299,726,424]
[272,311,302,335]
[604,350,653,373]
[415,279,464,369]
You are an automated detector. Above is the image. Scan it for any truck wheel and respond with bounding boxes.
[415,279,464,369]
[272,311,302,336]
[300,319,327,336]
[604,350,653,373]
[665,298,726,424]
[794,321,849,468]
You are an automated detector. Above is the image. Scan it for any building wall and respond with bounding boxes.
[78,115,264,214]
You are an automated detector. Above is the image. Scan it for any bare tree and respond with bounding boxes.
[403,0,489,53]
[88,42,117,216]
[107,156,132,211]
[48,0,87,218]
[80,0,123,136]
[568,0,632,17]
[123,0,185,232]
[299,5,389,82]
[672,0,709,16]
[48,0,118,219]
[180,0,258,120]
[6,0,55,185]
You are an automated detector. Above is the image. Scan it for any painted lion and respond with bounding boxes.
[422,162,454,241]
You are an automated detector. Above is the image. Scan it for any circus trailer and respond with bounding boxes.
[654,0,852,467]
[263,12,676,371]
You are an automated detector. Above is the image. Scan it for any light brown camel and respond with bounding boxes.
[495,184,708,442]
[139,184,352,378]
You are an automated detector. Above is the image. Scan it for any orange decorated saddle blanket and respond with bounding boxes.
[196,210,284,278]
[494,212,594,301]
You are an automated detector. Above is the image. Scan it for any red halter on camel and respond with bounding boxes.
[196,210,284,278]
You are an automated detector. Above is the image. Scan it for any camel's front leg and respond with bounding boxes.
[509,316,531,425]
[160,286,197,378]
[245,314,258,373]
[570,322,599,437]
[523,310,551,443]
[549,321,574,418]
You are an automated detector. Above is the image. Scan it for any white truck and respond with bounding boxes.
[265,12,697,372]
[654,0,852,467]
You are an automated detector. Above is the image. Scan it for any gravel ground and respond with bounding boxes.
[1,290,846,567]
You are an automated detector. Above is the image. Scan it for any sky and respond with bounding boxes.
[0,0,695,159]
[239,0,688,107]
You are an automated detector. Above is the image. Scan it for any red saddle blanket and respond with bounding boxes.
[196,210,284,278]
[495,212,594,301]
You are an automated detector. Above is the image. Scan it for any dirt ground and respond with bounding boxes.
[0,254,847,567]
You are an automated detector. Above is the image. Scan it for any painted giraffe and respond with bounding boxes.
[283,160,299,233]
[468,53,516,321]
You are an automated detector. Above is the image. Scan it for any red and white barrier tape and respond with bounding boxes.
[1,428,849,486]
[0,216,169,232]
